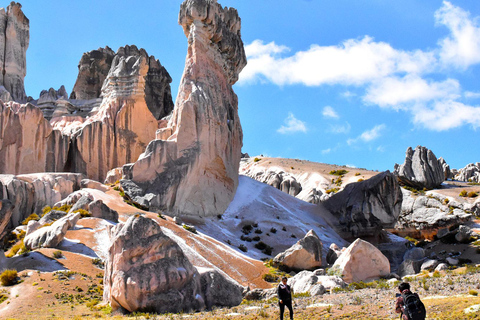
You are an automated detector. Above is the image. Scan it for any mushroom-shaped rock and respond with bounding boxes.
[331,238,390,283]
[24,212,80,250]
[394,146,445,189]
[273,230,323,271]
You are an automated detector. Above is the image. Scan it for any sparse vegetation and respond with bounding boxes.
[182,224,197,234]
[242,224,253,234]
[255,241,273,255]
[21,213,40,225]
[467,191,478,198]
[326,188,340,194]
[270,227,277,234]
[459,189,468,197]
[74,209,92,218]
[254,229,262,234]
[92,258,105,269]
[253,157,261,162]
[238,244,248,252]
[354,172,361,176]
[0,269,18,286]
[330,169,348,176]
[53,250,63,259]
[5,240,28,258]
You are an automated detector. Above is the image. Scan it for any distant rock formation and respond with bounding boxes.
[0,2,29,102]
[103,215,243,313]
[243,167,302,197]
[121,0,247,217]
[323,171,402,239]
[455,162,480,183]
[438,157,453,180]
[394,146,445,189]
[273,230,323,271]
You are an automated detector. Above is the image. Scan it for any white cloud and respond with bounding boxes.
[465,91,480,99]
[321,148,331,154]
[342,91,356,98]
[436,1,480,68]
[347,124,386,145]
[322,106,339,119]
[277,112,307,134]
[328,122,351,134]
[412,100,480,130]
[364,75,460,107]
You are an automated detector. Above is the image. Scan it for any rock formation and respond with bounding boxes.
[0,2,29,102]
[455,162,480,183]
[103,215,243,313]
[273,230,323,271]
[288,270,346,296]
[323,171,402,239]
[438,157,453,180]
[331,238,390,283]
[121,0,246,217]
[244,168,303,197]
[24,211,80,250]
[394,146,445,189]
[0,199,13,240]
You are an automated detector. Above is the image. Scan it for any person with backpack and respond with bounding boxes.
[277,276,294,320]
[395,282,426,320]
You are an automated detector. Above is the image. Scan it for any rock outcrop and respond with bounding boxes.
[103,215,243,313]
[0,2,29,102]
[455,163,480,183]
[243,168,302,197]
[0,199,13,240]
[0,173,83,227]
[394,146,445,189]
[24,212,80,250]
[273,230,323,271]
[323,171,402,239]
[438,157,453,180]
[288,270,346,296]
[121,0,246,217]
[331,238,390,283]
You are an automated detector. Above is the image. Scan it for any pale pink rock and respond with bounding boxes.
[273,230,323,270]
[122,0,247,217]
[332,238,390,283]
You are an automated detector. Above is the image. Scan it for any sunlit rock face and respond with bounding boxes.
[0,2,29,102]
[122,0,247,217]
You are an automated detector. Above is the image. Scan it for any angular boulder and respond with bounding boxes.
[24,212,80,250]
[121,0,246,217]
[331,238,390,283]
[394,146,445,189]
[88,199,118,223]
[198,268,243,309]
[323,171,402,238]
[273,230,323,271]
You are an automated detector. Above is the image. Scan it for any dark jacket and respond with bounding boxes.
[277,283,292,302]
[395,289,419,320]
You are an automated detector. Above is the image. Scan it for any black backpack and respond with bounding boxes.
[402,292,426,320]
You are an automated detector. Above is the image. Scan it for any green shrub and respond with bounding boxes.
[242,224,253,234]
[158,213,166,220]
[182,224,197,234]
[270,227,277,233]
[238,244,248,252]
[469,289,478,296]
[73,209,92,218]
[325,188,340,194]
[443,198,450,205]
[355,172,361,176]
[255,241,268,250]
[42,206,52,217]
[0,293,7,304]
[253,157,261,162]
[468,191,478,198]
[330,169,349,176]
[21,213,40,225]
[254,229,262,234]
[5,240,28,258]
[262,273,278,282]
[0,269,18,286]
[252,236,261,241]
[53,250,63,259]
[459,190,468,197]
[92,258,105,269]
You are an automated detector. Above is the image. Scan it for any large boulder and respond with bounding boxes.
[121,0,247,218]
[24,212,80,250]
[273,230,323,271]
[88,199,119,223]
[0,2,29,102]
[331,238,390,283]
[323,171,402,238]
[103,215,243,313]
[438,157,453,180]
[394,146,445,189]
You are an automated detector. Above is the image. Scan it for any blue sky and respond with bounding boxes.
[15,0,480,171]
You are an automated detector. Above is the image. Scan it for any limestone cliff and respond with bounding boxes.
[121,0,247,217]
[0,2,29,102]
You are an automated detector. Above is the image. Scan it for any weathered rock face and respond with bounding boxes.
[323,171,402,239]
[438,157,453,180]
[0,173,83,227]
[273,230,323,271]
[0,2,29,102]
[24,212,80,250]
[122,0,246,217]
[397,189,472,231]
[70,47,115,100]
[394,146,445,189]
[331,238,390,283]
[0,199,13,240]
[455,163,480,183]
[0,101,70,175]
[88,199,118,223]
[246,168,302,197]
[104,215,243,313]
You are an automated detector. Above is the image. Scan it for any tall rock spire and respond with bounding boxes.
[122,0,247,217]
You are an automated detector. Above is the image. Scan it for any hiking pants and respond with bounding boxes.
[279,300,293,320]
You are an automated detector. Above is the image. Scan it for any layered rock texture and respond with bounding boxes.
[121,0,246,217]
[323,171,402,239]
[103,215,243,313]
[394,146,445,189]
[455,162,480,183]
[0,2,29,102]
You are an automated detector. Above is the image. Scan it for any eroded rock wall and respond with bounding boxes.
[121,0,246,217]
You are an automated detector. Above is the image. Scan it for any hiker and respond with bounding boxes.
[277,276,293,320]
[395,282,426,320]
